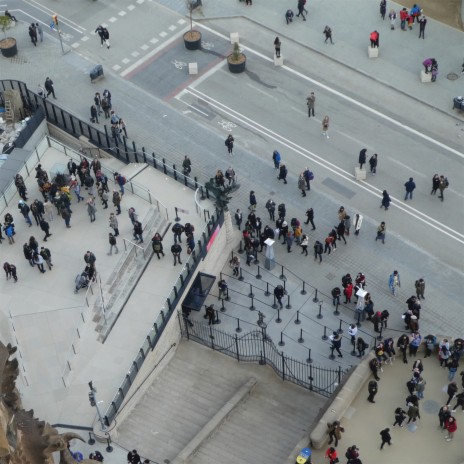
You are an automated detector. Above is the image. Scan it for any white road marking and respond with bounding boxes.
[112,65,122,71]
[108,17,118,23]
[81,36,89,42]
[149,38,159,44]
[159,31,168,38]
[118,11,127,17]
[122,58,131,64]
[168,25,177,31]
[140,44,149,50]
[184,87,464,244]
[127,5,136,11]
[131,51,140,57]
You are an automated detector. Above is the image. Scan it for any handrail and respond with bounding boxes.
[122,237,145,260]
[194,187,211,222]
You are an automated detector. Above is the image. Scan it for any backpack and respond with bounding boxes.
[444,177,449,187]
[317,243,323,254]
[345,449,352,460]
[278,203,285,212]
[308,171,314,181]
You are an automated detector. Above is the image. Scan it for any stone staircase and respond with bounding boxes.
[93,207,169,341]
[115,340,326,464]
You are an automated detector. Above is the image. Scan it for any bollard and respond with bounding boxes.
[248,283,254,298]
[272,295,278,309]
[294,310,301,325]
[278,332,285,347]
[249,295,255,311]
[253,251,259,265]
[280,265,286,281]
[88,432,95,445]
[236,318,242,333]
[357,310,362,328]
[256,265,262,280]
[238,240,244,254]
[220,298,226,312]
[317,301,323,319]
[276,308,282,323]
[174,207,181,222]
[286,294,292,309]
[337,319,343,334]
[377,326,384,341]
[322,326,328,340]
[214,309,221,325]
[301,281,307,295]
[329,348,335,360]
[225,287,231,302]
[264,282,271,297]
[238,268,244,281]
[257,311,265,327]
[308,365,314,390]
[306,348,313,364]
[259,350,265,365]
[333,301,340,316]
[312,288,319,303]
[298,329,304,343]
[106,437,113,453]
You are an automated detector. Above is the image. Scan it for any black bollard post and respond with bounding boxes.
[312,288,319,303]
[377,325,384,341]
[238,268,244,281]
[278,332,285,347]
[214,309,221,325]
[276,308,282,323]
[322,326,328,340]
[280,265,286,281]
[317,301,323,319]
[337,319,343,334]
[253,250,259,265]
[272,295,278,309]
[88,432,95,445]
[286,294,292,309]
[294,310,301,325]
[106,437,113,453]
[249,295,255,311]
[329,347,336,360]
[357,310,362,328]
[236,318,242,333]
[257,311,265,326]
[238,240,244,254]
[225,287,231,302]
[264,282,271,297]
[306,348,313,364]
[220,298,226,312]
[256,265,262,280]
[248,283,254,298]
[298,329,304,343]
[175,207,180,222]
[333,301,340,316]
[301,281,307,295]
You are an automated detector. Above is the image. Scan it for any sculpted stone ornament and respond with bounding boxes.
[0,342,93,464]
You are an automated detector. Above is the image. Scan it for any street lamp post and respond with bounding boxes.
[88,381,107,432]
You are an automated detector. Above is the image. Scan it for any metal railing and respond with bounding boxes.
[122,238,146,259]
[102,210,224,426]
[179,317,349,398]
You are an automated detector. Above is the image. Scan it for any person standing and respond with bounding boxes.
[35,23,43,42]
[358,149,367,169]
[404,177,416,200]
[330,332,343,357]
[40,247,53,270]
[407,403,420,424]
[438,175,448,201]
[249,191,257,211]
[397,334,410,364]
[171,243,182,266]
[225,134,234,155]
[388,270,400,295]
[33,252,46,273]
[370,30,379,47]
[389,9,397,29]
[379,0,387,19]
[151,233,165,259]
[379,428,391,449]
[112,190,121,215]
[29,23,37,46]
[133,220,143,243]
[336,221,347,244]
[415,278,425,300]
[324,447,338,464]
[314,240,323,263]
[274,285,285,308]
[274,37,281,57]
[376,221,386,243]
[300,234,309,255]
[109,212,119,236]
[327,421,344,447]
[393,407,406,427]
[278,164,288,184]
[91,105,99,124]
[87,197,97,223]
[44,77,56,99]
[306,92,315,117]
[323,26,333,44]
[368,153,378,175]
[127,450,142,464]
[322,116,330,138]
[298,173,306,197]
[61,208,71,228]
[303,167,313,190]
[107,233,118,255]
[354,213,363,236]
[444,416,457,442]
[418,15,427,38]
[39,218,52,241]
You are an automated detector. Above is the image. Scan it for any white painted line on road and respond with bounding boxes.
[180,103,209,117]
[168,25,177,31]
[337,130,375,151]
[24,0,86,32]
[187,59,226,90]
[149,38,159,44]
[136,0,145,3]
[178,19,187,25]
[198,22,464,161]
[81,36,89,42]
[127,5,136,11]
[185,87,464,244]
[131,51,140,57]
[118,11,127,17]
[112,65,122,71]
[108,17,118,23]
[140,44,149,50]
[122,58,131,64]
[246,83,278,101]
[71,42,80,49]
[159,31,168,38]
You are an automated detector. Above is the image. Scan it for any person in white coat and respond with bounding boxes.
[354,213,363,236]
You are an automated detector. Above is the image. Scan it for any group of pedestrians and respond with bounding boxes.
[28,22,44,46]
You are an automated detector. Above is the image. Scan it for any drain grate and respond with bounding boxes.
[9,54,28,64]
[447,73,459,81]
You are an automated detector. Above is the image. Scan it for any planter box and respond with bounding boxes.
[368,46,379,58]
[420,70,432,83]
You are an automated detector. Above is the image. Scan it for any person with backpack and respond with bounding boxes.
[277,203,286,219]
[356,337,368,357]
[304,207,315,229]
[330,332,343,358]
[151,233,165,259]
[133,220,143,243]
[303,167,313,190]
[313,240,323,263]
[285,9,294,24]
[114,172,126,196]
[367,379,378,403]
[345,445,360,463]
[393,407,407,427]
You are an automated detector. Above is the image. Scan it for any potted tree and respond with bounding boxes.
[0,15,17,57]
[227,42,246,74]
[183,0,202,51]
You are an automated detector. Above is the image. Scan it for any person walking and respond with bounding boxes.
[44,77,56,99]
[304,208,315,229]
[107,233,118,255]
[109,212,119,236]
[91,105,99,124]
[274,284,285,308]
[39,218,52,241]
[446,381,458,405]
[330,332,343,358]
[380,190,391,210]
[379,0,387,19]
[300,234,309,256]
[298,173,307,197]
[225,134,234,155]
[33,252,46,273]
[272,150,281,169]
[388,270,400,295]
[306,92,315,116]
[39,247,53,270]
[112,191,121,215]
[274,36,281,57]
[379,428,391,449]
[278,164,288,184]
[324,447,338,464]
[376,221,386,243]
[35,23,43,42]
[322,116,330,138]
[354,213,363,236]
[415,278,425,300]
[327,421,344,447]
[407,403,420,424]
[29,23,37,46]
[133,220,143,243]
[234,209,243,230]
[336,221,347,244]
[393,407,406,427]
[18,201,32,227]
[323,26,333,44]
[314,240,323,263]
[404,177,416,201]
[296,0,306,20]
[438,175,448,201]
[303,167,313,190]
[171,243,182,266]
[151,233,165,259]
[87,197,97,223]
[358,149,367,169]
[418,15,427,38]
[451,392,464,412]
[61,208,71,228]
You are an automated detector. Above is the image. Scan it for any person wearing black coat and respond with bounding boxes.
[336,221,347,244]
[39,219,52,241]
[381,190,391,210]
[438,405,451,429]
[304,207,316,229]
[379,428,391,449]
[397,334,410,363]
[367,380,378,403]
[249,191,257,211]
[369,154,378,175]
[278,164,288,184]
[358,149,367,169]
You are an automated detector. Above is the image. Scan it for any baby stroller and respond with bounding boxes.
[74,271,89,293]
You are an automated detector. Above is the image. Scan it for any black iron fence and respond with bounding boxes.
[179,316,350,398]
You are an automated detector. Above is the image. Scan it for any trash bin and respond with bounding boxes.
[90,65,104,82]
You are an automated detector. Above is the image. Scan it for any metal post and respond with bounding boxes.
[249,295,255,311]
[377,326,384,341]
[276,308,282,323]
[322,326,328,340]
[357,310,362,328]
[317,301,323,319]
[88,432,95,445]
[278,332,285,347]
[301,281,307,295]
[106,436,113,453]
[235,318,242,333]
[264,282,270,296]
[337,319,343,334]
[248,284,254,298]
[175,207,180,222]
[286,294,292,309]
[294,310,301,325]
[334,301,340,316]
[238,268,244,281]
[256,265,262,280]
[272,295,278,309]
[214,309,220,325]
[220,298,226,312]
[298,329,304,343]
[225,287,231,302]
[238,240,244,254]
[329,347,335,360]
[312,288,319,303]
[279,265,286,280]
[306,348,313,364]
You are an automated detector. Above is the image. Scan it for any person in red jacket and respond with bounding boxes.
[325,446,338,464]
[399,8,409,30]
[370,31,379,48]
[344,283,353,303]
[444,416,457,441]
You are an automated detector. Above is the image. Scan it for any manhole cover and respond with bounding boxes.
[447,73,459,80]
